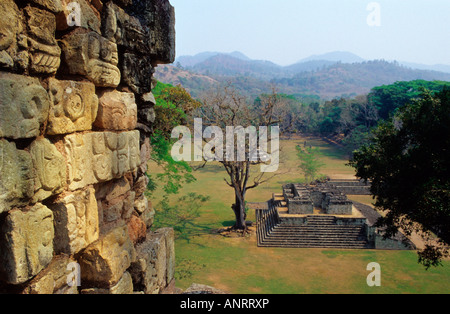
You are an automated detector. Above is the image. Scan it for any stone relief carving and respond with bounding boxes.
[64,131,141,191]
[47,78,98,135]
[94,90,137,131]
[0,0,28,72]
[0,203,54,285]
[51,186,99,255]
[30,138,67,203]
[0,72,50,139]
[60,30,120,87]
[0,139,35,213]
[24,6,61,74]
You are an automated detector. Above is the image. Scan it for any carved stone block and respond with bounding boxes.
[0,72,50,139]
[126,0,176,64]
[64,131,141,191]
[102,2,149,54]
[0,139,35,212]
[24,6,61,74]
[95,178,136,235]
[51,186,99,255]
[121,52,153,95]
[0,0,28,72]
[56,0,101,34]
[78,225,136,288]
[129,229,167,294]
[0,203,54,285]
[30,138,67,203]
[47,78,99,135]
[94,90,137,131]
[60,30,120,87]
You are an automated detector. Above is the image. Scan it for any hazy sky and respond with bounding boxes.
[170,0,450,66]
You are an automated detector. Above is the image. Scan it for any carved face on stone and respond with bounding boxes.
[25,6,61,74]
[47,79,98,135]
[92,132,111,182]
[0,73,50,139]
[30,138,66,202]
[86,32,120,87]
[61,31,120,87]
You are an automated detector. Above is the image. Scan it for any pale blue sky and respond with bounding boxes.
[170,0,450,66]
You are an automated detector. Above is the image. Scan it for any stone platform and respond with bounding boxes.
[255,182,415,250]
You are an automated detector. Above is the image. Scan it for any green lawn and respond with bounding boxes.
[149,136,450,294]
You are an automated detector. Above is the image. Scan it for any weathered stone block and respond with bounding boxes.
[94,90,137,131]
[0,72,50,139]
[155,227,175,285]
[0,0,28,72]
[56,0,101,34]
[47,78,98,135]
[129,228,174,294]
[121,53,153,95]
[134,194,148,214]
[24,6,61,74]
[51,186,99,255]
[95,177,137,234]
[64,131,141,191]
[127,215,146,244]
[0,139,35,212]
[60,30,120,87]
[126,0,175,64]
[0,203,54,285]
[22,255,78,294]
[81,271,134,294]
[27,0,64,13]
[102,2,149,54]
[78,226,136,287]
[140,206,155,229]
[30,138,67,203]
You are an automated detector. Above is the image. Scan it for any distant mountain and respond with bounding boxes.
[176,51,251,67]
[189,54,285,80]
[274,60,450,98]
[399,61,450,74]
[297,51,365,64]
[156,52,450,99]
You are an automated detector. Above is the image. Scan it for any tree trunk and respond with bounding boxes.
[232,193,246,230]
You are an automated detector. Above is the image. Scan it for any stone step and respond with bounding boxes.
[258,240,368,249]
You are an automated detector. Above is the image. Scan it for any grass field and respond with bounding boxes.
[149,135,450,294]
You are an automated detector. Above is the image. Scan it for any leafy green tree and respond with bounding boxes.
[152,82,202,138]
[350,88,450,268]
[296,145,325,184]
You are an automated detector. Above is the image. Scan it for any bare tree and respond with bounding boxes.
[194,84,288,231]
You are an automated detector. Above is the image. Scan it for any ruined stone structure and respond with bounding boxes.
[256,181,415,250]
[0,0,176,294]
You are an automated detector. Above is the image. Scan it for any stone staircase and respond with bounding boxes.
[257,213,370,249]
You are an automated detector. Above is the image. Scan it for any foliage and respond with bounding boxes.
[368,80,450,120]
[152,81,202,138]
[146,131,196,197]
[349,88,450,268]
[296,145,325,184]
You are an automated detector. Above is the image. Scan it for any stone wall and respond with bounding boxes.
[0,0,176,294]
